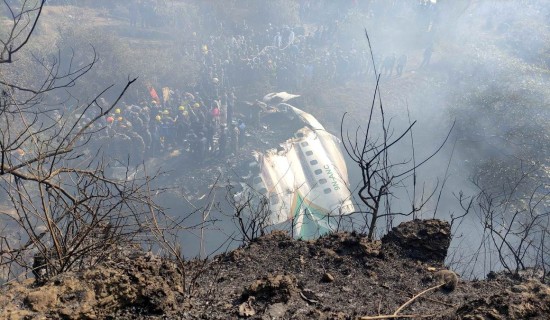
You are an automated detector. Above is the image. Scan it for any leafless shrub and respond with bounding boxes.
[446,162,549,282]
[469,167,549,278]
[225,182,272,244]
[341,29,453,240]
[0,0,164,284]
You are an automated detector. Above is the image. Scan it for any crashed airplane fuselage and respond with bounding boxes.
[239,102,355,239]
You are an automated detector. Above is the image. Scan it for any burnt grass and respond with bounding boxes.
[178,221,550,320]
[2,219,549,319]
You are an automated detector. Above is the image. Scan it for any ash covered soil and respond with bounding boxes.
[1,220,549,320]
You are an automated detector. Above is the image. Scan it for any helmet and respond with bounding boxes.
[152,100,158,105]
[117,117,123,122]
[193,102,200,108]
[162,110,170,115]
[155,115,162,121]
[106,116,114,123]
[178,105,186,111]
[212,77,219,84]
[183,111,189,116]
[115,108,121,114]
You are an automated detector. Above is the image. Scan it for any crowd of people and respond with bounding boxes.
[89,1,440,166]
[97,88,246,166]
[127,1,439,94]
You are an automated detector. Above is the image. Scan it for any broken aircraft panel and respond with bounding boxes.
[239,102,355,239]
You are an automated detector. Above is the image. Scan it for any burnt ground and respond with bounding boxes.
[2,4,550,320]
[1,219,549,320]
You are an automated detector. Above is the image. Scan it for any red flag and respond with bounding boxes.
[148,86,161,105]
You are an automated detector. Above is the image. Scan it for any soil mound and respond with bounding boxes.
[382,218,451,264]
[457,276,550,319]
[0,250,186,319]
[1,219,549,319]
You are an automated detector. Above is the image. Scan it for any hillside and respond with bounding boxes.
[1,2,549,319]
[1,219,549,319]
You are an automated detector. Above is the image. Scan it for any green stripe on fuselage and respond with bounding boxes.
[293,193,334,239]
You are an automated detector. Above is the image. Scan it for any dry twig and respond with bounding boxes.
[359,283,444,320]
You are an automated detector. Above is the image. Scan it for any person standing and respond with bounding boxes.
[396,54,407,76]
[420,43,433,68]
[238,119,246,148]
[287,28,295,47]
[382,53,396,76]
[211,101,221,126]
[273,31,282,48]
[206,119,215,153]
[129,1,138,27]
[232,125,239,154]
[199,133,207,162]
[227,90,235,131]
[218,124,227,157]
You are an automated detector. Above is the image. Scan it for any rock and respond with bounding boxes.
[238,298,256,317]
[230,249,243,262]
[244,274,298,303]
[318,232,381,258]
[381,219,451,263]
[25,288,58,312]
[434,270,458,291]
[1,309,36,320]
[322,272,334,283]
[264,302,286,318]
[457,278,550,319]
[321,248,338,258]
[300,288,320,304]
[329,311,348,320]
[511,284,528,293]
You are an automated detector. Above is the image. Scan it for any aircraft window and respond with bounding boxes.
[314,169,322,175]
[305,150,313,156]
[301,141,309,147]
[310,160,318,165]
[259,188,268,195]
[324,188,332,194]
[319,178,327,184]
[253,177,262,184]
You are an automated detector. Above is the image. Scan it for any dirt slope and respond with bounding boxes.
[1,219,549,319]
